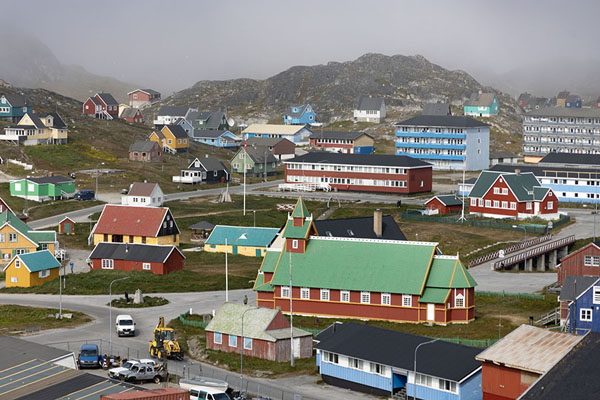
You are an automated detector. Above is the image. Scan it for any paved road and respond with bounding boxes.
[0,291,375,400]
[471,208,597,293]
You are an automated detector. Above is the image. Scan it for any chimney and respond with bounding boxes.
[373,209,382,238]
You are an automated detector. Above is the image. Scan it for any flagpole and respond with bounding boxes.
[243,134,247,216]
[225,237,229,302]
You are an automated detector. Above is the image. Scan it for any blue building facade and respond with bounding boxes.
[565,95,582,109]
[192,130,240,148]
[0,95,33,122]
[395,115,490,171]
[284,104,316,125]
[567,278,600,335]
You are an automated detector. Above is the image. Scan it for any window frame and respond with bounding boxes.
[228,335,238,347]
[580,308,593,322]
[455,293,465,308]
[381,293,391,305]
[243,337,252,350]
[320,289,330,301]
[340,290,350,302]
[142,262,151,270]
[402,294,412,307]
[281,286,290,298]
[300,287,310,299]
[214,332,222,344]
[360,291,371,304]
[101,259,114,269]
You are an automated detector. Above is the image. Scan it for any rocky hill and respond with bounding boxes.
[155,53,520,123]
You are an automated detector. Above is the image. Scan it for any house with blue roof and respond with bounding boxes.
[204,225,280,257]
[560,275,600,335]
[0,94,33,122]
[284,104,316,125]
[192,130,240,148]
[314,322,483,399]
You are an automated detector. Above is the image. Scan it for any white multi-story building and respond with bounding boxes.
[522,107,600,163]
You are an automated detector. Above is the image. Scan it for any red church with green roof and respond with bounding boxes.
[253,197,477,325]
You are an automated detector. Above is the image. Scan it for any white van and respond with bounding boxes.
[189,386,231,400]
[115,314,135,337]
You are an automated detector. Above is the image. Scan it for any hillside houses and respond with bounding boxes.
[246,137,295,160]
[119,107,143,124]
[231,146,278,177]
[242,124,312,144]
[0,211,58,264]
[0,94,33,122]
[10,175,75,202]
[463,92,498,117]
[354,96,386,123]
[83,92,119,119]
[309,131,374,154]
[284,104,316,125]
[128,89,161,108]
[1,112,68,145]
[192,129,240,147]
[149,125,189,153]
[121,182,164,207]
[128,140,163,162]
[153,106,194,126]
[173,156,230,184]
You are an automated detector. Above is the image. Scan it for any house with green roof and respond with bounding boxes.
[205,303,312,361]
[3,250,61,288]
[424,194,464,215]
[254,197,476,325]
[0,211,58,264]
[204,225,280,257]
[468,171,559,220]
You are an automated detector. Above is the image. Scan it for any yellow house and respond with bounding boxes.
[3,250,61,288]
[0,211,57,264]
[90,204,180,246]
[204,225,280,257]
[3,113,68,145]
[149,125,189,154]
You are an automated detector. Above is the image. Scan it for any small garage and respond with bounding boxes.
[58,217,76,235]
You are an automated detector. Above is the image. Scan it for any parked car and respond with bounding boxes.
[189,386,232,400]
[108,358,155,379]
[74,190,95,200]
[116,314,136,337]
[78,344,102,368]
[118,362,166,384]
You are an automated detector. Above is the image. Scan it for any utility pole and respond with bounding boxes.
[225,238,229,302]
[264,148,267,183]
[243,136,247,216]
[289,250,294,367]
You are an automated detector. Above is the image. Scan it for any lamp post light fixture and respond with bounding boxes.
[413,338,439,400]
[109,276,129,355]
[512,225,527,271]
[240,306,258,395]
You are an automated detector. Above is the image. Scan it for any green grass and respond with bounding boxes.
[0,250,262,295]
[55,222,93,250]
[0,304,92,334]
[109,296,169,308]
[293,293,558,341]
[168,316,317,377]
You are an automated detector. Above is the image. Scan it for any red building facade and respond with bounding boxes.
[424,195,463,215]
[88,243,184,275]
[284,152,432,194]
[469,171,558,219]
[557,242,600,286]
[83,93,119,119]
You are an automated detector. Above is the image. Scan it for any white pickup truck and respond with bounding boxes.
[108,359,155,379]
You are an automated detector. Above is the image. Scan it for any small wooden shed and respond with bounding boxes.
[189,221,215,241]
[58,217,75,235]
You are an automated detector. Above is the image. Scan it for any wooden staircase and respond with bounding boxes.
[536,307,560,326]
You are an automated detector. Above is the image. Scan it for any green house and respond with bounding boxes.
[10,175,75,202]
[231,146,278,177]
[464,92,499,117]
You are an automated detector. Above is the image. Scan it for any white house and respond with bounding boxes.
[153,106,195,126]
[353,96,386,123]
[121,182,164,207]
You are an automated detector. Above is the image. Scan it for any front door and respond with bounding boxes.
[256,249,262,257]
[232,246,238,255]
[64,222,72,234]
[427,304,435,321]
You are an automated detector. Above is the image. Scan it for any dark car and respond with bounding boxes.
[74,190,95,200]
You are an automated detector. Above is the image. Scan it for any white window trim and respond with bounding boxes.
[402,294,412,307]
[243,337,252,350]
[142,262,151,270]
[281,286,290,298]
[214,332,222,344]
[292,239,298,249]
[580,308,593,322]
[360,291,371,304]
[594,287,600,305]
[300,287,310,299]
[228,335,237,347]
[455,293,465,308]
[101,259,114,269]
[340,290,350,302]
[38,270,50,278]
[15,260,20,268]
[320,289,330,301]
[381,293,391,306]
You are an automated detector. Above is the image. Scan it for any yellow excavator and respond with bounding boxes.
[149,317,184,360]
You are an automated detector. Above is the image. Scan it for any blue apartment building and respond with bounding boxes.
[395,115,490,171]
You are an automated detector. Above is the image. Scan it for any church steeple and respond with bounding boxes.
[283,196,315,253]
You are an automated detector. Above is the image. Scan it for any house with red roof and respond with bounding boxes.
[253,197,476,325]
[82,93,119,120]
[121,182,164,207]
[90,204,180,246]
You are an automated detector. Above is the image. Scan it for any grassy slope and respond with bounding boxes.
[0,304,92,334]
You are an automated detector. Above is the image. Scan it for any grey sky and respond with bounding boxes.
[3,0,599,94]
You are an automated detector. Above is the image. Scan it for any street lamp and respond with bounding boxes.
[253,210,256,228]
[95,162,105,201]
[109,276,129,355]
[413,338,439,400]
[240,306,258,395]
[512,225,527,271]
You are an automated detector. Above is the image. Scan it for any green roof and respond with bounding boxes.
[268,238,437,294]
[0,211,55,246]
[291,196,310,219]
[282,219,313,239]
[205,303,310,341]
[253,272,274,292]
[469,171,544,202]
[533,186,550,201]
[419,287,450,304]
[205,225,279,247]
[18,250,60,272]
[432,195,463,207]
[424,256,477,290]
[28,231,57,243]
[259,251,282,273]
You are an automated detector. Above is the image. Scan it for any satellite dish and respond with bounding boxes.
[227,118,235,127]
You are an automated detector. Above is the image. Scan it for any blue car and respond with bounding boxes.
[74,190,95,200]
[78,344,102,368]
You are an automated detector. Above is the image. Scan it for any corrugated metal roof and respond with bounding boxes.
[205,225,279,247]
[476,324,583,374]
[242,124,309,136]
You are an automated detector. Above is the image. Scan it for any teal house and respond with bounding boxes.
[0,94,33,122]
[205,225,280,257]
[10,176,75,202]
[463,92,499,117]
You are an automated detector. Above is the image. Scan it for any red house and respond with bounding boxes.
[476,325,582,400]
[82,93,119,120]
[468,171,559,220]
[128,89,161,109]
[424,195,463,215]
[58,217,75,235]
[129,140,163,162]
[556,241,600,286]
[205,303,312,362]
[120,108,143,124]
[284,152,432,194]
[88,242,184,275]
[254,197,476,325]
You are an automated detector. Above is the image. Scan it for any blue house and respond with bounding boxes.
[560,275,600,335]
[314,322,482,399]
[284,104,316,125]
[192,130,240,148]
[0,94,33,122]
[565,94,582,108]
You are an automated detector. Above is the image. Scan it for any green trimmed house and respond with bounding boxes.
[10,175,75,202]
[254,197,476,325]
[464,92,499,117]
[231,146,278,176]
[0,211,58,264]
